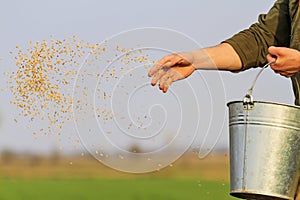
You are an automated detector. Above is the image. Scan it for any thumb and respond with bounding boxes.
[268,46,283,57]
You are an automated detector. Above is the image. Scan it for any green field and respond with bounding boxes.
[0,153,237,200]
[0,178,235,200]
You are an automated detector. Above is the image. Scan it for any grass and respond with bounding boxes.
[0,152,237,200]
[0,178,236,200]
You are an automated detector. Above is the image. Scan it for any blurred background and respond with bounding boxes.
[0,0,294,199]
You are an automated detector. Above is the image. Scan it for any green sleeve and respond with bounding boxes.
[224,0,291,71]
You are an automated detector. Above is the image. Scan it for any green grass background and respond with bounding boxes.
[0,178,235,200]
[0,153,237,200]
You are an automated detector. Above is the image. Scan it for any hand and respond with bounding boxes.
[148,44,243,93]
[148,52,196,93]
[267,46,300,78]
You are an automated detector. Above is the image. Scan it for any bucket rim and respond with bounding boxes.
[227,100,300,109]
[230,190,292,200]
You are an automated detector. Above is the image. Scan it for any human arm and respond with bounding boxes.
[148,43,242,93]
[148,0,292,93]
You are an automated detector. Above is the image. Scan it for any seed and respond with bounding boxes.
[7,36,99,138]
[6,37,154,156]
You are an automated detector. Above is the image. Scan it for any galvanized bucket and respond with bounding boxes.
[228,100,300,199]
[227,62,300,199]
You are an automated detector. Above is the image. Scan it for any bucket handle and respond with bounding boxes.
[243,61,276,108]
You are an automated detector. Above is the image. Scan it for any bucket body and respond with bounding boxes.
[228,101,300,200]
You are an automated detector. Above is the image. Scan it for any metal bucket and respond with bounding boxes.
[227,62,300,199]
[227,100,300,199]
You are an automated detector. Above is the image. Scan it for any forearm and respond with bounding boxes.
[190,43,243,71]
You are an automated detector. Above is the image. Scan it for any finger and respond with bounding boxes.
[268,46,286,57]
[266,53,277,64]
[273,70,290,78]
[151,68,168,86]
[271,63,298,76]
[158,74,170,90]
[159,69,183,92]
[162,78,173,93]
[279,72,291,78]
[148,54,185,77]
[273,69,282,74]
[269,60,281,71]
[280,71,296,78]
[148,63,163,77]
[159,75,172,93]
[268,46,276,54]
[148,54,175,77]
[163,55,184,67]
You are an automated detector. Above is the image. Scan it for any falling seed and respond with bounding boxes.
[6,36,157,158]
[6,35,102,138]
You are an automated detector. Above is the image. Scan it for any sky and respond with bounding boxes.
[0,0,294,159]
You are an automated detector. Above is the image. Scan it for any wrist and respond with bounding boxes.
[189,49,217,70]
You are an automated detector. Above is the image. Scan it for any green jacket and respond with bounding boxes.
[225,0,300,105]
